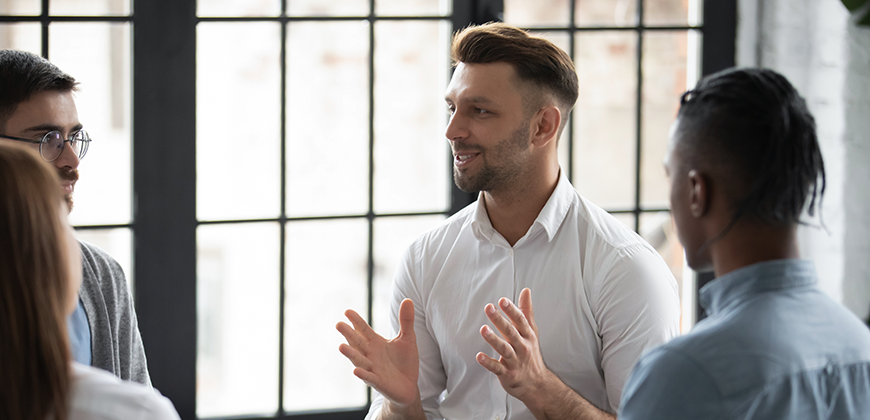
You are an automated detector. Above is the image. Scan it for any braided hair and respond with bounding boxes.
[676,67,825,230]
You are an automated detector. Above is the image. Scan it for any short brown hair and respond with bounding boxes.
[451,22,579,118]
[0,143,72,420]
[0,50,78,132]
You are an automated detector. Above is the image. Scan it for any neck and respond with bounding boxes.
[483,160,560,247]
[710,222,800,277]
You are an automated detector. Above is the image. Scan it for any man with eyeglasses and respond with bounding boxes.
[0,49,150,385]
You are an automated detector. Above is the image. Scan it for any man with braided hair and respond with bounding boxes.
[619,67,870,419]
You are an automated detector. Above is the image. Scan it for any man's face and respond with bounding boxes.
[664,118,709,270]
[1,90,81,210]
[445,62,533,193]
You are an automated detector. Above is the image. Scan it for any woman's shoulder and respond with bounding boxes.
[69,363,180,420]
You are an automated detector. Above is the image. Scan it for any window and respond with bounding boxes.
[0,0,734,418]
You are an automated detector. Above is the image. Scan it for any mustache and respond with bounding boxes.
[451,144,484,154]
[57,167,79,183]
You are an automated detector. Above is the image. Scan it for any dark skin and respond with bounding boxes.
[665,118,800,277]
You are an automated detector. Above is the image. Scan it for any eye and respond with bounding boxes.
[473,107,488,115]
[447,104,456,114]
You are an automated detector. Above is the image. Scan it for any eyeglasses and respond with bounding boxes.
[0,130,91,162]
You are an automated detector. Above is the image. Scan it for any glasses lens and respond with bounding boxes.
[41,131,64,162]
[72,130,89,159]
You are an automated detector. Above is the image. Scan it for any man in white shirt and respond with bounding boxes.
[337,22,680,420]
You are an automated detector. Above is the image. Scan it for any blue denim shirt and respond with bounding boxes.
[67,297,92,365]
[620,259,870,419]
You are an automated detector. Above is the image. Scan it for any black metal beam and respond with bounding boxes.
[701,0,736,76]
[132,0,198,418]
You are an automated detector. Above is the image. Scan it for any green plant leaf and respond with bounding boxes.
[842,0,868,12]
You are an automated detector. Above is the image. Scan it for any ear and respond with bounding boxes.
[688,169,709,218]
[530,105,561,148]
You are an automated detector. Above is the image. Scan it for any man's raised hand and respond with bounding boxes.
[337,298,421,409]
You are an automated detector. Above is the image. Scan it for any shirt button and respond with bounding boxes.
[495,416,500,420]
[508,249,513,256]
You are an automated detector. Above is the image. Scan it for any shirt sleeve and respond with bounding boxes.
[366,240,447,420]
[619,346,723,420]
[591,243,681,411]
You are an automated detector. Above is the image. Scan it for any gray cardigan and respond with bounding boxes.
[78,240,151,385]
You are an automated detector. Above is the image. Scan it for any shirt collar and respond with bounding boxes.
[470,170,573,245]
[699,259,817,316]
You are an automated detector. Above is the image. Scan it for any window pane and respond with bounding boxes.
[573,31,637,210]
[0,23,40,53]
[287,21,369,217]
[641,31,697,209]
[373,21,450,214]
[50,0,130,16]
[504,0,570,27]
[50,23,132,226]
[0,0,39,15]
[287,0,368,16]
[576,0,639,27]
[638,211,689,332]
[198,0,280,17]
[197,222,280,418]
[609,212,635,231]
[376,0,450,16]
[197,23,281,221]
[284,219,368,411]
[74,228,133,294]
[644,0,702,26]
[372,215,445,337]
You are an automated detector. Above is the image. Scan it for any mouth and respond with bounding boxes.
[453,151,481,167]
[61,180,75,196]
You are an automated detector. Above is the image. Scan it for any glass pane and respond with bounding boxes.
[573,31,637,210]
[197,23,281,221]
[641,31,695,209]
[373,21,450,214]
[0,23,40,53]
[0,0,39,15]
[644,0,702,26]
[287,0,367,16]
[286,21,369,217]
[372,215,445,337]
[50,23,132,226]
[73,228,133,294]
[638,211,688,331]
[197,222,280,418]
[50,0,130,16]
[198,0,280,17]
[284,219,368,411]
[376,0,450,16]
[504,0,570,27]
[576,0,639,27]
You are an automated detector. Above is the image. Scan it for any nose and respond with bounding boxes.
[53,140,80,170]
[445,112,468,144]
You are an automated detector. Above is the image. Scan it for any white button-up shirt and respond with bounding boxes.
[367,172,680,420]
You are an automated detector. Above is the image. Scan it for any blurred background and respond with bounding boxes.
[0,0,866,419]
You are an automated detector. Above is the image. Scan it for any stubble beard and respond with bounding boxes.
[453,121,530,193]
[58,167,78,213]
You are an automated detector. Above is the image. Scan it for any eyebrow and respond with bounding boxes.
[22,123,84,134]
[444,96,494,105]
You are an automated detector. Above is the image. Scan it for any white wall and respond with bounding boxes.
[737,0,870,320]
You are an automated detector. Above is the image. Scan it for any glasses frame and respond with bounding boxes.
[0,130,92,162]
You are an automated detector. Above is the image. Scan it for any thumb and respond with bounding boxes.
[518,288,537,333]
[398,298,416,341]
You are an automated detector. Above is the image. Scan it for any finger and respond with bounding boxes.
[485,303,521,346]
[336,322,369,353]
[338,343,373,370]
[344,309,377,339]
[476,351,506,375]
[479,324,516,364]
[353,367,380,388]
[397,298,416,341]
[518,288,538,335]
[497,297,534,339]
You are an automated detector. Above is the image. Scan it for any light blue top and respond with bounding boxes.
[619,259,870,420]
[67,297,91,365]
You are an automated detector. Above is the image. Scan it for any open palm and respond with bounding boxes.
[337,298,420,407]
